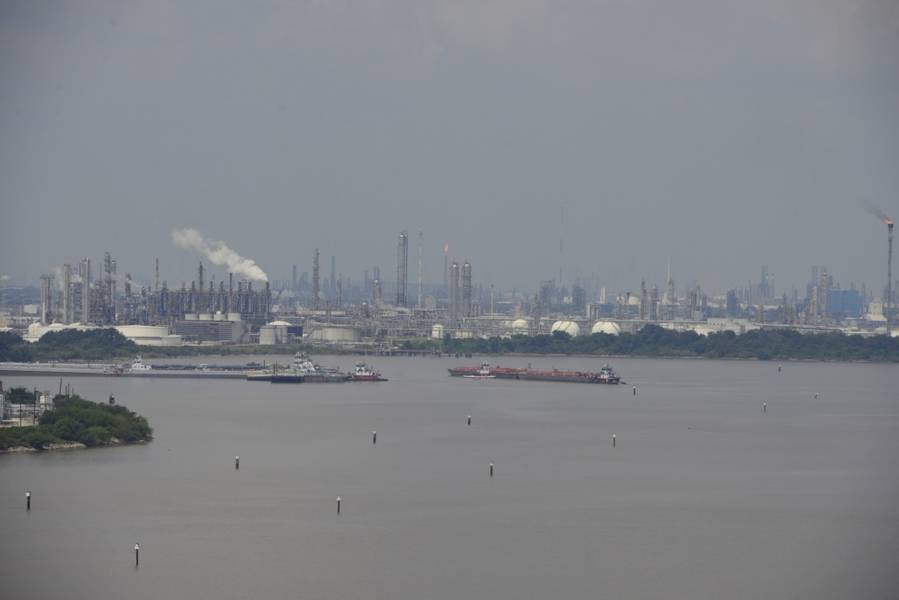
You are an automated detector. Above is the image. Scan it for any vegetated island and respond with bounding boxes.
[2,325,898,363]
[0,394,152,453]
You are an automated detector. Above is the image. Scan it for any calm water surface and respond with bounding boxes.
[2,356,897,599]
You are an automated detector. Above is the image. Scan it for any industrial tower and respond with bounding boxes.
[312,248,320,310]
[417,231,423,309]
[449,260,460,321]
[396,231,409,307]
[888,219,894,336]
[462,260,472,318]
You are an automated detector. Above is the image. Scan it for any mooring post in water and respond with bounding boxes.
[26,491,31,511]
[633,386,637,396]
[763,402,767,413]
[489,463,494,477]
[372,431,377,444]
[337,496,341,515]
[235,455,240,470]
[778,364,782,373]
[467,415,471,426]
[612,434,616,448]
[134,543,140,567]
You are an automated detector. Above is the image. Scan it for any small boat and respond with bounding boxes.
[129,356,152,372]
[349,362,388,382]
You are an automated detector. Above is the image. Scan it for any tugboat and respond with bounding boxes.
[257,353,349,383]
[462,361,496,379]
[129,356,153,372]
[348,362,388,382]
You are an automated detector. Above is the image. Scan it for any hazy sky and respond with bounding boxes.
[1,0,897,295]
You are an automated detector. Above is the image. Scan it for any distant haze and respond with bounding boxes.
[1,1,897,293]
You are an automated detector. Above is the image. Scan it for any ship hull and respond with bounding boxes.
[303,373,349,383]
[450,364,621,384]
[270,374,305,383]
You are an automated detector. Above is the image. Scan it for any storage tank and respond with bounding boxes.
[590,321,621,336]
[309,325,361,343]
[550,320,581,337]
[510,318,529,334]
[114,325,183,346]
[259,321,289,345]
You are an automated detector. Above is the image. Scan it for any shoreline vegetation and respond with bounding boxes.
[437,326,899,362]
[0,394,152,453]
[1,326,898,364]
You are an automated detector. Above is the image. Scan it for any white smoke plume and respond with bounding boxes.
[171,227,269,282]
[864,202,894,225]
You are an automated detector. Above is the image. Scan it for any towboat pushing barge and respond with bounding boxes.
[247,354,388,383]
[449,362,622,384]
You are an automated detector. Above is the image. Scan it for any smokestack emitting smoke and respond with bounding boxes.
[865,202,894,225]
[171,228,268,282]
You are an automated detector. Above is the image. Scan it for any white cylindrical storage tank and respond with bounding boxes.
[114,325,181,347]
[259,321,289,345]
[259,326,277,345]
[310,325,361,343]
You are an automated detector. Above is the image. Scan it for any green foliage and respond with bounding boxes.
[0,394,152,451]
[442,325,899,362]
[0,427,58,450]
[5,386,37,404]
[0,329,138,362]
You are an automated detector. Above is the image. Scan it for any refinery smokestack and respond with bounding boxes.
[868,204,894,336]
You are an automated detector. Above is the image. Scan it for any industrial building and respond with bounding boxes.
[174,314,247,344]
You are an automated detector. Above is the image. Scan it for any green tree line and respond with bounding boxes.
[439,325,899,362]
[0,329,139,362]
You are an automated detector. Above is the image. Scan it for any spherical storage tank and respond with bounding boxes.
[590,321,621,336]
[510,318,529,333]
[550,320,580,337]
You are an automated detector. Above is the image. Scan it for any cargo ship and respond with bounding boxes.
[449,362,622,384]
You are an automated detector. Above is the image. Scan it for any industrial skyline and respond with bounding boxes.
[17,219,895,338]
